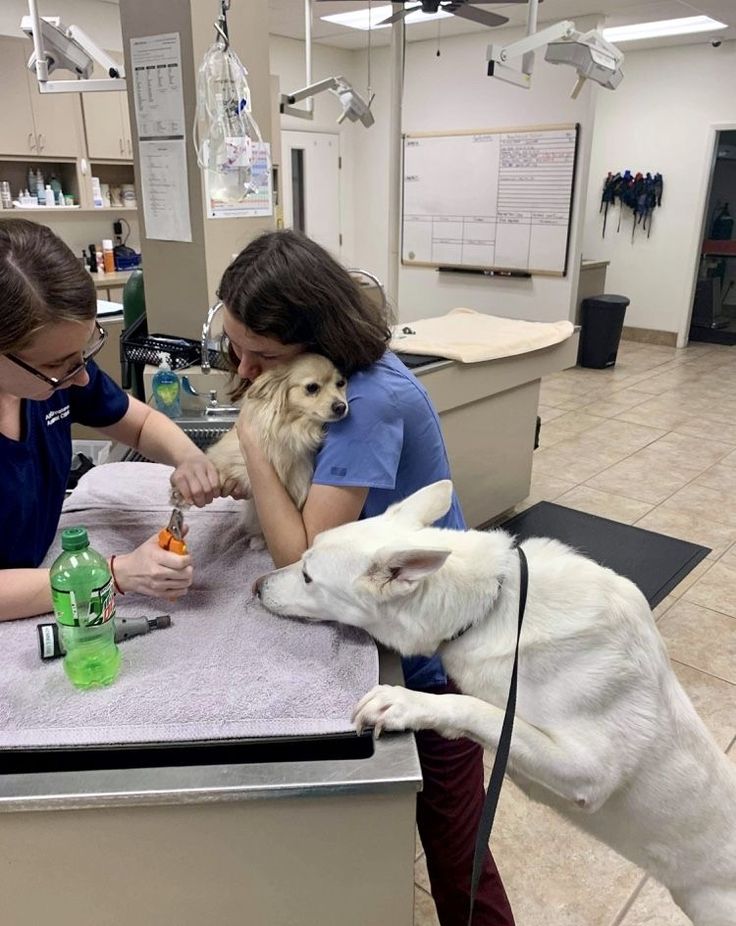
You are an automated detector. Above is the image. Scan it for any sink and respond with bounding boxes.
[123,412,235,461]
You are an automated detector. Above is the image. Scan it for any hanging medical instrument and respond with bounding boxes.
[193,0,263,200]
[600,171,663,239]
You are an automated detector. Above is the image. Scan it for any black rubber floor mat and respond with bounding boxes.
[501,502,710,608]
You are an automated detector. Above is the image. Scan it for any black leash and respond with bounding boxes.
[466,545,528,926]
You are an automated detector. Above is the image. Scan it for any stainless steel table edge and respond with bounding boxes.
[0,650,422,813]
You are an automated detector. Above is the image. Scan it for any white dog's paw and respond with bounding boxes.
[351,685,433,738]
[247,534,267,552]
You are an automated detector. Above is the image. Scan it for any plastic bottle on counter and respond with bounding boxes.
[49,527,121,690]
[152,352,181,418]
[44,184,55,207]
[102,239,115,273]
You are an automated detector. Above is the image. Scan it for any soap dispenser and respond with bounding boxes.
[151,353,181,419]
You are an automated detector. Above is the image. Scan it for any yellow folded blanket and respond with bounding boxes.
[391,307,574,363]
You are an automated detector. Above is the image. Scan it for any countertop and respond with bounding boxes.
[580,259,610,270]
[90,270,133,289]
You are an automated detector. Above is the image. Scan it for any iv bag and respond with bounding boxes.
[194,40,262,202]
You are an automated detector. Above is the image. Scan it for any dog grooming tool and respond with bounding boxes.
[159,508,187,555]
[38,614,172,661]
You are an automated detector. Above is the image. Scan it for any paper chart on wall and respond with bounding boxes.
[130,32,192,242]
[130,33,186,139]
[138,140,192,243]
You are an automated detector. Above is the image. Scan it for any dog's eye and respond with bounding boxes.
[336,379,346,388]
[302,569,313,584]
[305,382,320,395]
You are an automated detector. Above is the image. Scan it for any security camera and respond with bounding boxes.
[711,38,722,48]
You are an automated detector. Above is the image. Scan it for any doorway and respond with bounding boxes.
[281,130,342,258]
[689,129,736,344]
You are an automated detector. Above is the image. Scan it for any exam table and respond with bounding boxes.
[0,466,421,926]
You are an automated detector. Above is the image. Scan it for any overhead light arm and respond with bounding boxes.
[22,0,125,93]
[487,17,624,97]
[281,76,375,127]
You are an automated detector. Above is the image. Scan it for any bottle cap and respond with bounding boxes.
[102,239,113,250]
[159,352,172,370]
[61,526,89,552]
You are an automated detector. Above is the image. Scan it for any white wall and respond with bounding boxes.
[351,19,600,323]
[582,40,736,343]
[269,34,361,266]
[0,0,122,50]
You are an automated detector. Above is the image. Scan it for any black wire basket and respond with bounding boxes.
[120,314,229,397]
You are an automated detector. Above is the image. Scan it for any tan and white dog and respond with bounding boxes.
[183,354,348,547]
[255,481,736,926]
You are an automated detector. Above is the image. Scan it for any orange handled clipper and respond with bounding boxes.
[158,508,188,556]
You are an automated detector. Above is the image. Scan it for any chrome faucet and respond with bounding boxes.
[201,301,224,374]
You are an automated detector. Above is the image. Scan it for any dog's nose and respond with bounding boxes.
[252,575,265,598]
[332,401,347,418]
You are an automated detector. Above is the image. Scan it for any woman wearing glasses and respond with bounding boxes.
[0,219,221,620]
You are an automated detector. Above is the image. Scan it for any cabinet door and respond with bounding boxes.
[27,68,85,158]
[0,37,37,156]
[120,96,134,160]
[82,65,126,160]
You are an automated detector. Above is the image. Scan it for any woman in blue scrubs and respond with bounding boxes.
[0,220,221,620]
[211,229,515,926]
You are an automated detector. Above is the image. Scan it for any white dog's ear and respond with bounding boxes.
[385,481,454,528]
[365,546,451,594]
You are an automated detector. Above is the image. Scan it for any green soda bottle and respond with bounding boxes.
[50,527,121,690]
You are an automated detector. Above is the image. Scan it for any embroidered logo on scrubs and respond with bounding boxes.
[330,466,348,478]
[45,405,70,427]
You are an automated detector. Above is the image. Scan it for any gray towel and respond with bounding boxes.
[0,463,378,748]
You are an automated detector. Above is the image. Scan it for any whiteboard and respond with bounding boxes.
[402,125,579,276]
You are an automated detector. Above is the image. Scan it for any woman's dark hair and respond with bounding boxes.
[217,230,392,399]
[0,219,96,353]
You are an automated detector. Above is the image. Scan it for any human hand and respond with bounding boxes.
[112,533,194,600]
[170,452,220,508]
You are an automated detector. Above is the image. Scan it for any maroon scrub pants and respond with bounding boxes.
[415,683,515,926]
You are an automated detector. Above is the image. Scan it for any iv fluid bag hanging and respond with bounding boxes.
[194,40,262,202]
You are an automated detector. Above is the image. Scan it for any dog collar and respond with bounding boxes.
[444,573,506,643]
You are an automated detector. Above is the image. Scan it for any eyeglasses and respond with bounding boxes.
[5,321,108,391]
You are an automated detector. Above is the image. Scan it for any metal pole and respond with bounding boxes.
[522,0,539,76]
[27,0,49,82]
[386,5,405,309]
[304,0,314,114]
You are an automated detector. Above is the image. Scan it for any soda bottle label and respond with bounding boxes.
[52,578,116,627]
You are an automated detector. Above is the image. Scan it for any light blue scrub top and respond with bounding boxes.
[313,351,466,690]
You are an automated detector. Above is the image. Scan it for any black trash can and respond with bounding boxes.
[580,294,630,369]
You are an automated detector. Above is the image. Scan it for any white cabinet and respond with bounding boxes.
[0,37,40,156]
[82,63,133,161]
[0,36,85,159]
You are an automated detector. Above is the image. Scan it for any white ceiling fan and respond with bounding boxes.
[376,0,540,29]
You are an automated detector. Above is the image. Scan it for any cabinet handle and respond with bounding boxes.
[127,138,132,157]
[28,132,36,151]
[37,134,45,151]
[119,137,124,155]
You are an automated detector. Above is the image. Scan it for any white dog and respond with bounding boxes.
[255,481,736,926]
[175,354,348,547]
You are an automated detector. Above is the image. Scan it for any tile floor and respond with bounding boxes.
[413,340,736,926]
